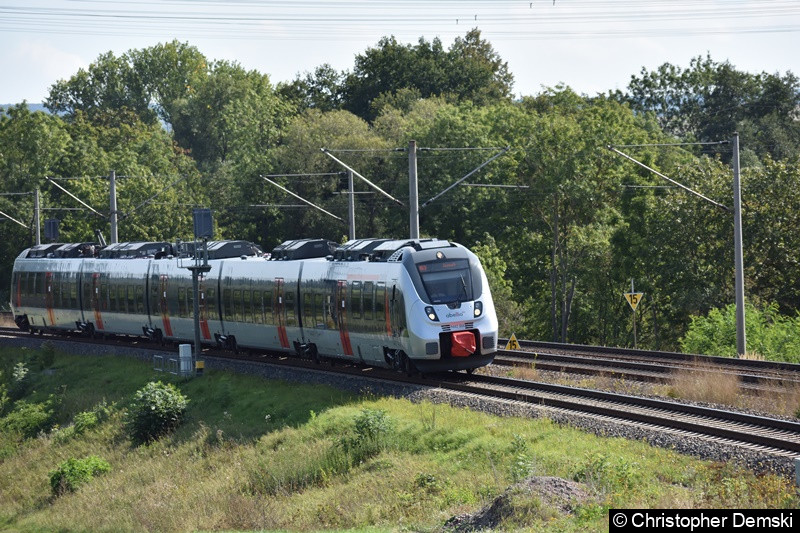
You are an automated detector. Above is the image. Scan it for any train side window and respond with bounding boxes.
[314,293,324,327]
[243,290,252,323]
[178,287,187,317]
[149,276,159,315]
[108,281,117,312]
[100,283,108,311]
[325,294,335,329]
[127,285,135,313]
[350,281,362,319]
[222,288,231,320]
[51,274,60,309]
[233,290,242,322]
[253,290,263,324]
[83,279,92,310]
[376,283,386,321]
[205,288,216,319]
[285,291,296,326]
[135,286,144,314]
[117,285,126,313]
[364,281,374,320]
[263,282,273,324]
[71,280,77,310]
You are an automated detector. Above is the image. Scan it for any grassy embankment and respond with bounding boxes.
[0,345,798,532]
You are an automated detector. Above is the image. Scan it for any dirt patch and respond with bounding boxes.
[443,476,592,531]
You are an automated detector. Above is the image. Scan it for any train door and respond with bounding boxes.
[274,277,289,348]
[45,272,55,326]
[336,280,353,356]
[159,274,173,337]
[92,273,104,331]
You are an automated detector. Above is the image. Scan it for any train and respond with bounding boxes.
[9,237,498,373]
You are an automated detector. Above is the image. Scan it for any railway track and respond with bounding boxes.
[2,326,800,460]
[496,338,800,389]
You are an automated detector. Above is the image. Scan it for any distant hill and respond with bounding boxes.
[0,103,49,113]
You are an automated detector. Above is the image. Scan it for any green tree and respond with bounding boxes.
[340,29,513,121]
[278,63,346,113]
[620,55,800,161]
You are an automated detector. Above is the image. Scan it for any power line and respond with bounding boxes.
[610,141,731,148]
[262,172,345,178]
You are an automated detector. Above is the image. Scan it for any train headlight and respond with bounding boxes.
[425,306,439,322]
[474,301,483,317]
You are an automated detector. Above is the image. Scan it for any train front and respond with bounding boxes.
[402,242,498,373]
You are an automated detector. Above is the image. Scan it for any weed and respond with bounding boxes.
[35,341,56,370]
[421,403,437,430]
[414,472,442,493]
[9,361,30,400]
[125,381,189,445]
[667,363,741,406]
[509,434,534,482]
[352,408,392,444]
[49,455,111,496]
[575,452,643,493]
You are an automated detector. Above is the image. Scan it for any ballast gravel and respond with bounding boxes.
[3,334,798,479]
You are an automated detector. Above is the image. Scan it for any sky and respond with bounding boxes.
[1,0,800,104]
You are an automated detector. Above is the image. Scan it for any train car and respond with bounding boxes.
[10,237,498,373]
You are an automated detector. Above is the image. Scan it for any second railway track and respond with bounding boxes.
[496,339,800,390]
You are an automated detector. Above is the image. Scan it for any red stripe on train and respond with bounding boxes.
[278,326,289,349]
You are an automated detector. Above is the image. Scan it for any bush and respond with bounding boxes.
[681,303,800,363]
[49,455,111,496]
[0,399,55,438]
[126,381,189,444]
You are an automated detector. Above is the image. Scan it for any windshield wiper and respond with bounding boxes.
[458,274,469,303]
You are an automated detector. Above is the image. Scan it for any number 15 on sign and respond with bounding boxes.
[625,292,644,311]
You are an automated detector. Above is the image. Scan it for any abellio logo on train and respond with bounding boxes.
[445,311,465,318]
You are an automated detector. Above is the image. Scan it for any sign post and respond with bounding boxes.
[624,279,644,348]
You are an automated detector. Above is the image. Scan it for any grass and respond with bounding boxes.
[0,346,798,532]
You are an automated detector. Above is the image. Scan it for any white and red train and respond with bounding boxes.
[10,238,498,373]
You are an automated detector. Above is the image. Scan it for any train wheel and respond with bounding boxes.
[466,367,475,375]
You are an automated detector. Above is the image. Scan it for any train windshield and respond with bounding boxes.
[417,259,473,304]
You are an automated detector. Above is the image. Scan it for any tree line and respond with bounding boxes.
[2,33,799,354]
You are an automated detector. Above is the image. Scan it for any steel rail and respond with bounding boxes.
[493,349,800,389]
[500,338,800,373]
[437,374,800,455]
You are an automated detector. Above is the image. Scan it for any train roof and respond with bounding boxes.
[334,238,459,262]
[99,241,173,259]
[177,240,263,260]
[270,239,337,260]
[23,243,66,258]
